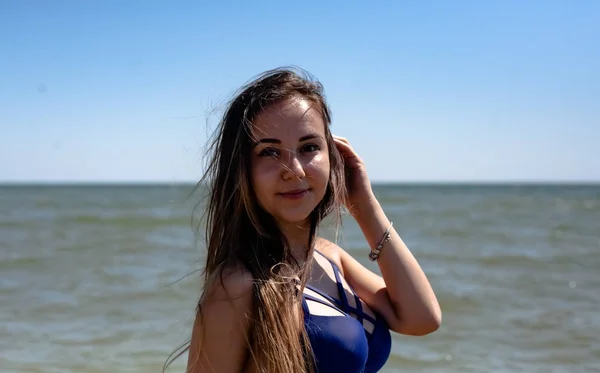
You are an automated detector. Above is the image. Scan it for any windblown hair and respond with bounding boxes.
[164,67,347,373]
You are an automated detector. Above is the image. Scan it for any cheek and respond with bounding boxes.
[307,153,331,186]
[252,159,280,184]
[251,161,277,202]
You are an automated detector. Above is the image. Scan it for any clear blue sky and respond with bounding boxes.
[1,0,599,183]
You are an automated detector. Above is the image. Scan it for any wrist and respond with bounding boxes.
[349,190,379,219]
[350,196,392,252]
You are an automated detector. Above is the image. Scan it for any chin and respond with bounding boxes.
[276,213,312,226]
[267,193,326,227]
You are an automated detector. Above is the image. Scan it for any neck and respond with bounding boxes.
[278,218,314,265]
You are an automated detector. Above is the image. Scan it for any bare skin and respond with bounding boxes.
[329,135,442,335]
[187,99,441,372]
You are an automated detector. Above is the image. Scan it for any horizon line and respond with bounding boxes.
[1,180,599,187]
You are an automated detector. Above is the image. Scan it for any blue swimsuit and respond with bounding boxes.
[302,252,392,372]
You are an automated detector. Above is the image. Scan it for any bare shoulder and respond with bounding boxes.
[203,264,255,303]
[315,236,386,294]
[188,265,255,373]
[315,237,350,275]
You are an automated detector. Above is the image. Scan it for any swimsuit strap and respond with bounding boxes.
[303,293,348,315]
[313,250,377,325]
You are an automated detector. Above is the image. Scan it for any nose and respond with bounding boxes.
[282,150,306,180]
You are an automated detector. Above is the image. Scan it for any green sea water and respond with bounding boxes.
[1,184,599,372]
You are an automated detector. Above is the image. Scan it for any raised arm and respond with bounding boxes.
[339,197,441,336]
[332,136,441,336]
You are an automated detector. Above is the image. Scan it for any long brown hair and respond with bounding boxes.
[164,67,347,373]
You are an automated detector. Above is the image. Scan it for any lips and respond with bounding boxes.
[278,189,310,199]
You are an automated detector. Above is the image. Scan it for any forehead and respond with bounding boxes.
[252,98,326,139]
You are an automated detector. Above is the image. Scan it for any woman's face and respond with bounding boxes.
[250,97,330,227]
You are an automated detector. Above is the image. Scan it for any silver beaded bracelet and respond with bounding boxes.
[368,222,393,261]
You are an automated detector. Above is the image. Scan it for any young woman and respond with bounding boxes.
[167,67,441,373]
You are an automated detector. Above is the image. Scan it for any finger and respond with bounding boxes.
[333,135,350,144]
[334,137,355,152]
[334,138,356,157]
[333,137,350,149]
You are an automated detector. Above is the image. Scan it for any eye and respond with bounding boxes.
[258,147,280,157]
[301,144,320,153]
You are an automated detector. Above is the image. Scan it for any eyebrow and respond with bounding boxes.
[253,133,323,147]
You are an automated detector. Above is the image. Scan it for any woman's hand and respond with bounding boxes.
[333,136,442,337]
[333,136,376,215]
